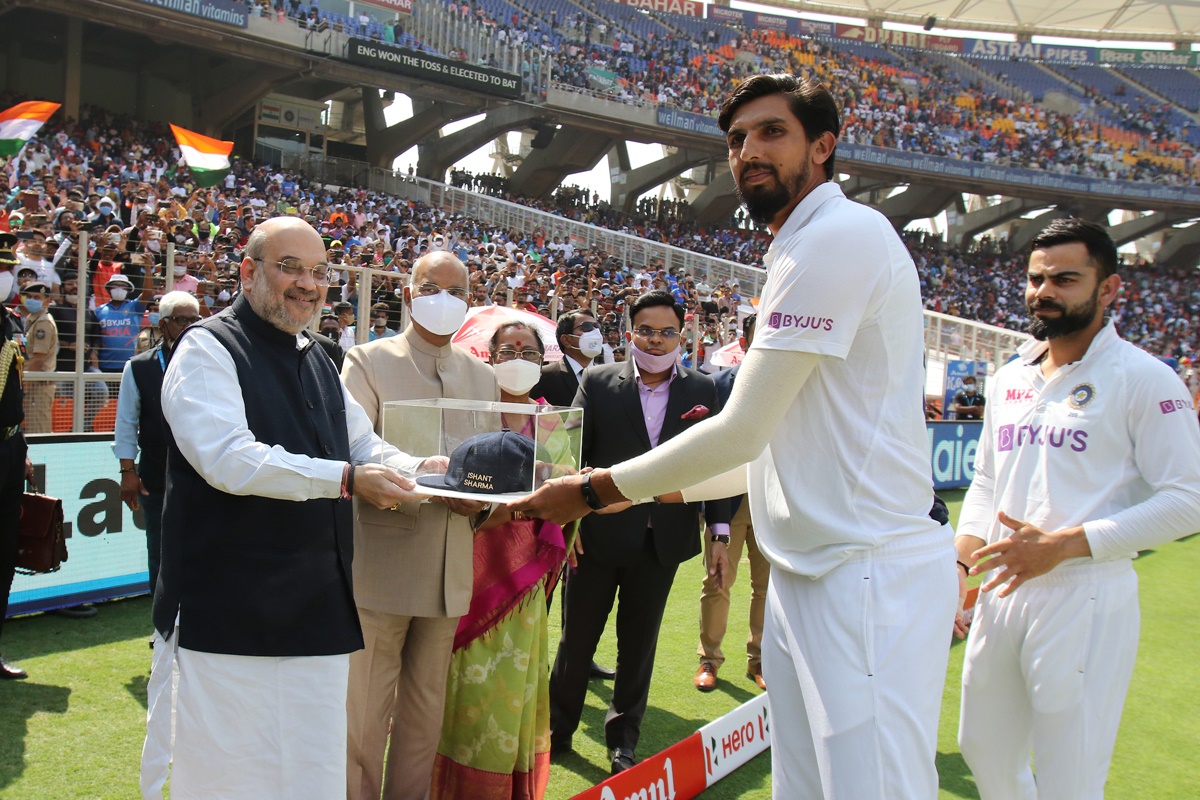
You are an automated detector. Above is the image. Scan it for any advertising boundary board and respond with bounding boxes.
[9,436,151,617]
[928,420,982,490]
[570,694,770,800]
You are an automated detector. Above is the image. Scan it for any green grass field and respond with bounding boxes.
[1,489,1198,798]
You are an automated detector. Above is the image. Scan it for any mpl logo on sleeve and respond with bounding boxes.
[765,312,833,331]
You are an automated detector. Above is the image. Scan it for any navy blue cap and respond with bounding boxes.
[417,430,535,495]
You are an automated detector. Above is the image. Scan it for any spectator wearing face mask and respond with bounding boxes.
[172,255,200,295]
[952,376,986,420]
[533,310,605,408]
[95,273,151,373]
[367,303,396,341]
[19,281,57,434]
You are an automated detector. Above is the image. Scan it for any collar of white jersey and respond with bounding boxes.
[766,181,844,262]
[1016,317,1120,366]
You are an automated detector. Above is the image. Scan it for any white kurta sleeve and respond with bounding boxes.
[162,329,347,501]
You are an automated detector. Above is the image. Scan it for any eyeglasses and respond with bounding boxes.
[163,315,201,326]
[633,325,680,340]
[573,321,599,333]
[494,348,543,364]
[257,258,332,286]
[414,282,469,302]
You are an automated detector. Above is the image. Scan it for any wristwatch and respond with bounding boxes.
[579,473,607,511]
[710,533,731,545]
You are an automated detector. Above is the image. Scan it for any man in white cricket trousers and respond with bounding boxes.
[954,217,1200,799]
[513,74,959,799]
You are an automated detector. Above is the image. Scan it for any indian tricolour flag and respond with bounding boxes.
[0,101,60,158]
[170,124,233,188]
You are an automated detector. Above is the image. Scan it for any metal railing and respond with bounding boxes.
[924,310,1028,370]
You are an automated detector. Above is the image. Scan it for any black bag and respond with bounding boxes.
[16,481,67,575]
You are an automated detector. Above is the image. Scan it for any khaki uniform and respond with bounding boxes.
[22,311,57,433]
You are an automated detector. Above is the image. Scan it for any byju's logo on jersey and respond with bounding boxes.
[766,312,833,332]
[1160,398,1192,414]
[997,423,1088,453]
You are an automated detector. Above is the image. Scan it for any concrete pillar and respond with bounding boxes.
[508,127,613,199]
[948,197,1045,248]
[609,148,710,213]
[871,184,959,229]
[63,18,83,122]
[362,90,484,169]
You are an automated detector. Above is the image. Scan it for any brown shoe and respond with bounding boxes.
[748,663,766,691]
[694,662,718,692]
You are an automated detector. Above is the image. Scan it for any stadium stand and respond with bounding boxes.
[4,93,1198,379]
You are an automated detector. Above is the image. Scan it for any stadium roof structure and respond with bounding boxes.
[771,0,1200,42]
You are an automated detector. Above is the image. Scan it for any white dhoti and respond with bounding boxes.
[141,627,350,800]
[762,526,957,799]
[958,560,1140,800]
[141,633,179,800]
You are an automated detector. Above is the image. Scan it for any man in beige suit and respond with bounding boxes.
[342,251,499,800]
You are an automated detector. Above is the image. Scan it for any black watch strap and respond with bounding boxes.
[710,533,731,545]
[580,473,606,511]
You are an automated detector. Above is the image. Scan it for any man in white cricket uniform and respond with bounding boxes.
[955,218,1200,799]
[513,74,958,798]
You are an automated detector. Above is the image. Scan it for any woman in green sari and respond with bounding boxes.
[432,321,577,800]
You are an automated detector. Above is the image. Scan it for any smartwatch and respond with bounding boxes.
[580,473,607,511]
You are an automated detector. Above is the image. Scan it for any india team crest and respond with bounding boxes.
[1068,383,1096,409]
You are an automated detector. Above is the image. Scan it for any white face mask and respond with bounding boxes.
[577,328,604,359]
[217,289,231,303]
[0,271,13,302]
[173,264,187,277]
[493,359,541,395]
[109,287,128,302]
[409,291,467,336]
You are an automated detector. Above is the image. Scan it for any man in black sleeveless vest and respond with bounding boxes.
[115,291,201,601]
[141,218,430,800]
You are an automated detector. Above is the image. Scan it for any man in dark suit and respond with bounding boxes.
[549,290,729,774]
[536,307,615,680]
[533,309,603,407]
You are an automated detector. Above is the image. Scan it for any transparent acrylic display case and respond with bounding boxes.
[381,398,584,503]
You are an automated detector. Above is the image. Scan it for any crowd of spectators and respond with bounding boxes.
[247,0,1200,185]
[2,96,1199,410]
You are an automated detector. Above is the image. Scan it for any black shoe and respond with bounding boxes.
[0,655,27,680]
[51,604,97,619]
[589,661,616,680]
[610,747,637,774]
[550,736,573,759]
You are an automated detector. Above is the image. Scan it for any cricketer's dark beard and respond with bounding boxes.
[1027,287,1100,341]
[735,161,809,225]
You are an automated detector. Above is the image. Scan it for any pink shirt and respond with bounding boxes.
[635,366,677,448]
[635,366,729,537]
